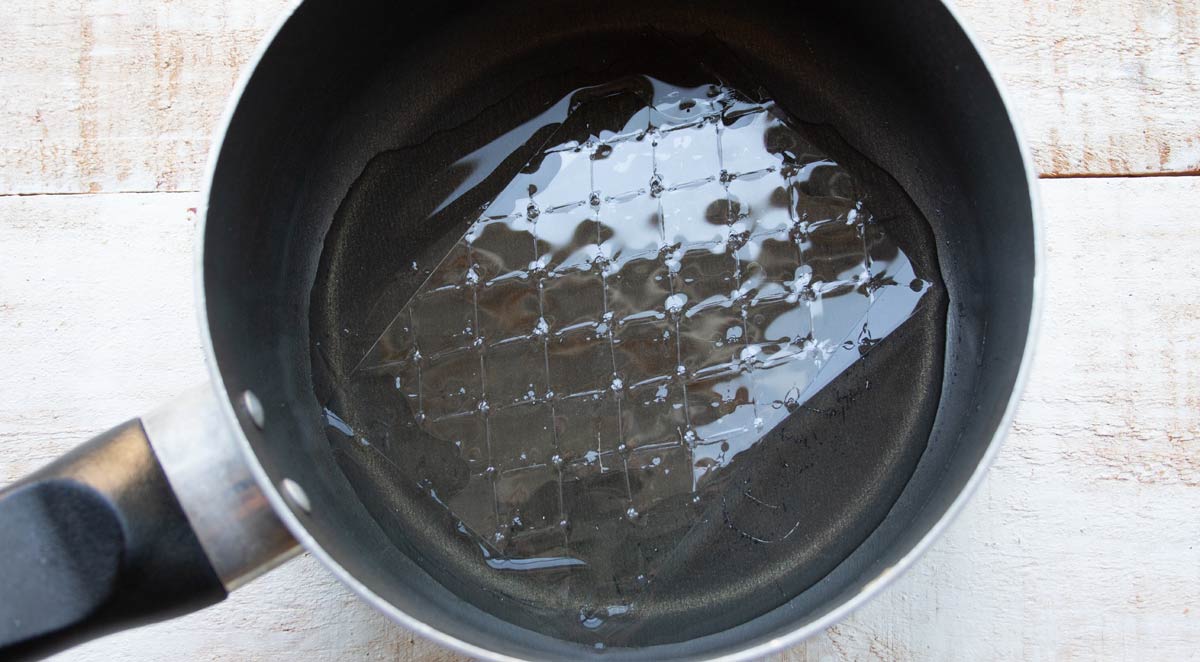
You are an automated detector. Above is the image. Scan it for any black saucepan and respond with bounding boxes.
[0,1,1039,659]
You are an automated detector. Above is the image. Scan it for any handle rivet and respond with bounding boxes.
[280,478,311,514]
[241,390,265,429]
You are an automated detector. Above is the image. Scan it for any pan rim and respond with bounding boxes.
[194,1,1045,659]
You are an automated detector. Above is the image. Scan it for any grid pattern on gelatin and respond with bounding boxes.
[353,87,898,556]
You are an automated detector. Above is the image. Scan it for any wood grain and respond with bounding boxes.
[0,192,203,481]
[0,0,291,195]
[0,0,1197,196]
[2,177,1195,660]
[955,0,1200,177]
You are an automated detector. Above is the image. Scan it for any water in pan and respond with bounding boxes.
[332,76,931,642]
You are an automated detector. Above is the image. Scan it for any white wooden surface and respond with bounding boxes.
[0,1,1197,660]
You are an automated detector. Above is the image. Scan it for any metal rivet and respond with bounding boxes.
[280,478,311,514]
[241,390,265,429]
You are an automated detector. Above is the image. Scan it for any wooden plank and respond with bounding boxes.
[3,177,1196,659]
[0,192,204,479]
[954,0,1200,176]
[0,0,1197,196]
[0,0,291,195]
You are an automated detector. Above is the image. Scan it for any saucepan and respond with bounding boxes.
[0,0,1040,659]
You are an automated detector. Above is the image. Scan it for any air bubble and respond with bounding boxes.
[665,293,687,314]
[655,383,670,402]
[649,174,665,198]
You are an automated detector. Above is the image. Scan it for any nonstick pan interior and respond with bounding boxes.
[202,1,1035,659]
[309,65,948,648]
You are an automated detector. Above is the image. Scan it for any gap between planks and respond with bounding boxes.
[3,171,1199,199]
[0,189,199,198]
[1041,170,1200,180]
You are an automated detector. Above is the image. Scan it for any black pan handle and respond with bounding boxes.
[0,419,224,660]
[0,387,298,660]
